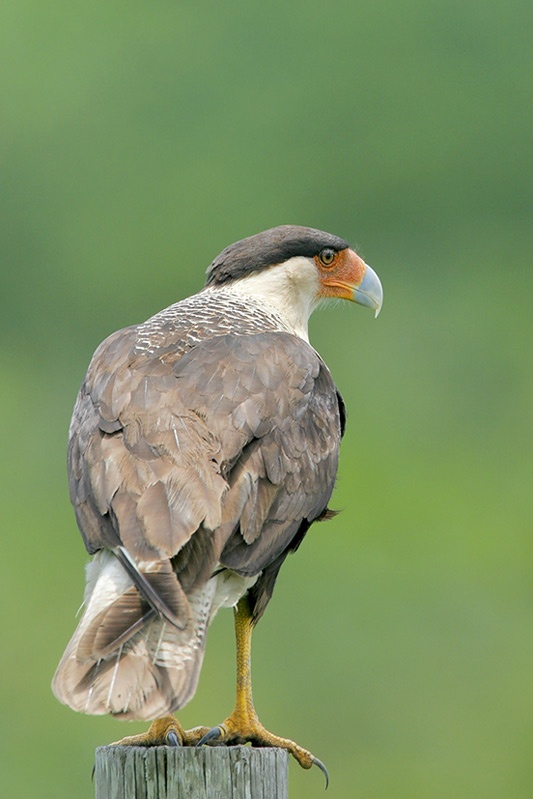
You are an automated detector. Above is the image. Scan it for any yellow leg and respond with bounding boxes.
[198,596,328,785]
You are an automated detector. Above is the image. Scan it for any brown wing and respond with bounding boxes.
[170,332,343,619]
[68,325,229,564]
[69,329,343,602]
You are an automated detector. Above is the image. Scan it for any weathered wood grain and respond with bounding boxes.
[94,745,289,799]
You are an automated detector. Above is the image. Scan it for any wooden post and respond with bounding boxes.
[94,745,289,799]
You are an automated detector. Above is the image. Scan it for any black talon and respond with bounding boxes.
[312,756,330,790]
[166,730,180,747]
[197,727,223,747]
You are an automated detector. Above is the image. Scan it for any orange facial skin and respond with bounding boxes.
[315,248,367,300]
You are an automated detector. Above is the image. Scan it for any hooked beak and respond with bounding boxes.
[352,261,383,317]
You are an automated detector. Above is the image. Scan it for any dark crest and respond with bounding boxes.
[205,225,350,287]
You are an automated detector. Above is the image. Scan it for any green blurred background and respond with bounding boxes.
[1,1,531,797]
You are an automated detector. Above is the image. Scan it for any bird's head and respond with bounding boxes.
[205,225,383,338]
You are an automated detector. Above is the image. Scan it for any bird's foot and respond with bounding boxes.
[112,715,210,747]
[197,710,329,787]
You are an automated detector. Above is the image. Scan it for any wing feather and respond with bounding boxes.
[70,330,342,579]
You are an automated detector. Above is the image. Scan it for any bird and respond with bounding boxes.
[52,224,382,780]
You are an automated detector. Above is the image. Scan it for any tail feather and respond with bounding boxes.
[113,546,190,630]
[52,550,215,720]
[76,589,155,661]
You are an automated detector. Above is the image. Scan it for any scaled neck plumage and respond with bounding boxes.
[206,255,320,342]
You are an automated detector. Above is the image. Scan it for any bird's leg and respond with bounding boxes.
[197,596,328,785]
[112,716,210,747]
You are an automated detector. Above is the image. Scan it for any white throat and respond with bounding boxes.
[216,256,319,341]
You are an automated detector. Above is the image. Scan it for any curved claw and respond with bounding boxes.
[166,730,180,747]
[312,756,329,789]
[196,726,223,747]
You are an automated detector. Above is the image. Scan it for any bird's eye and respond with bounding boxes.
[319,248,336,266]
